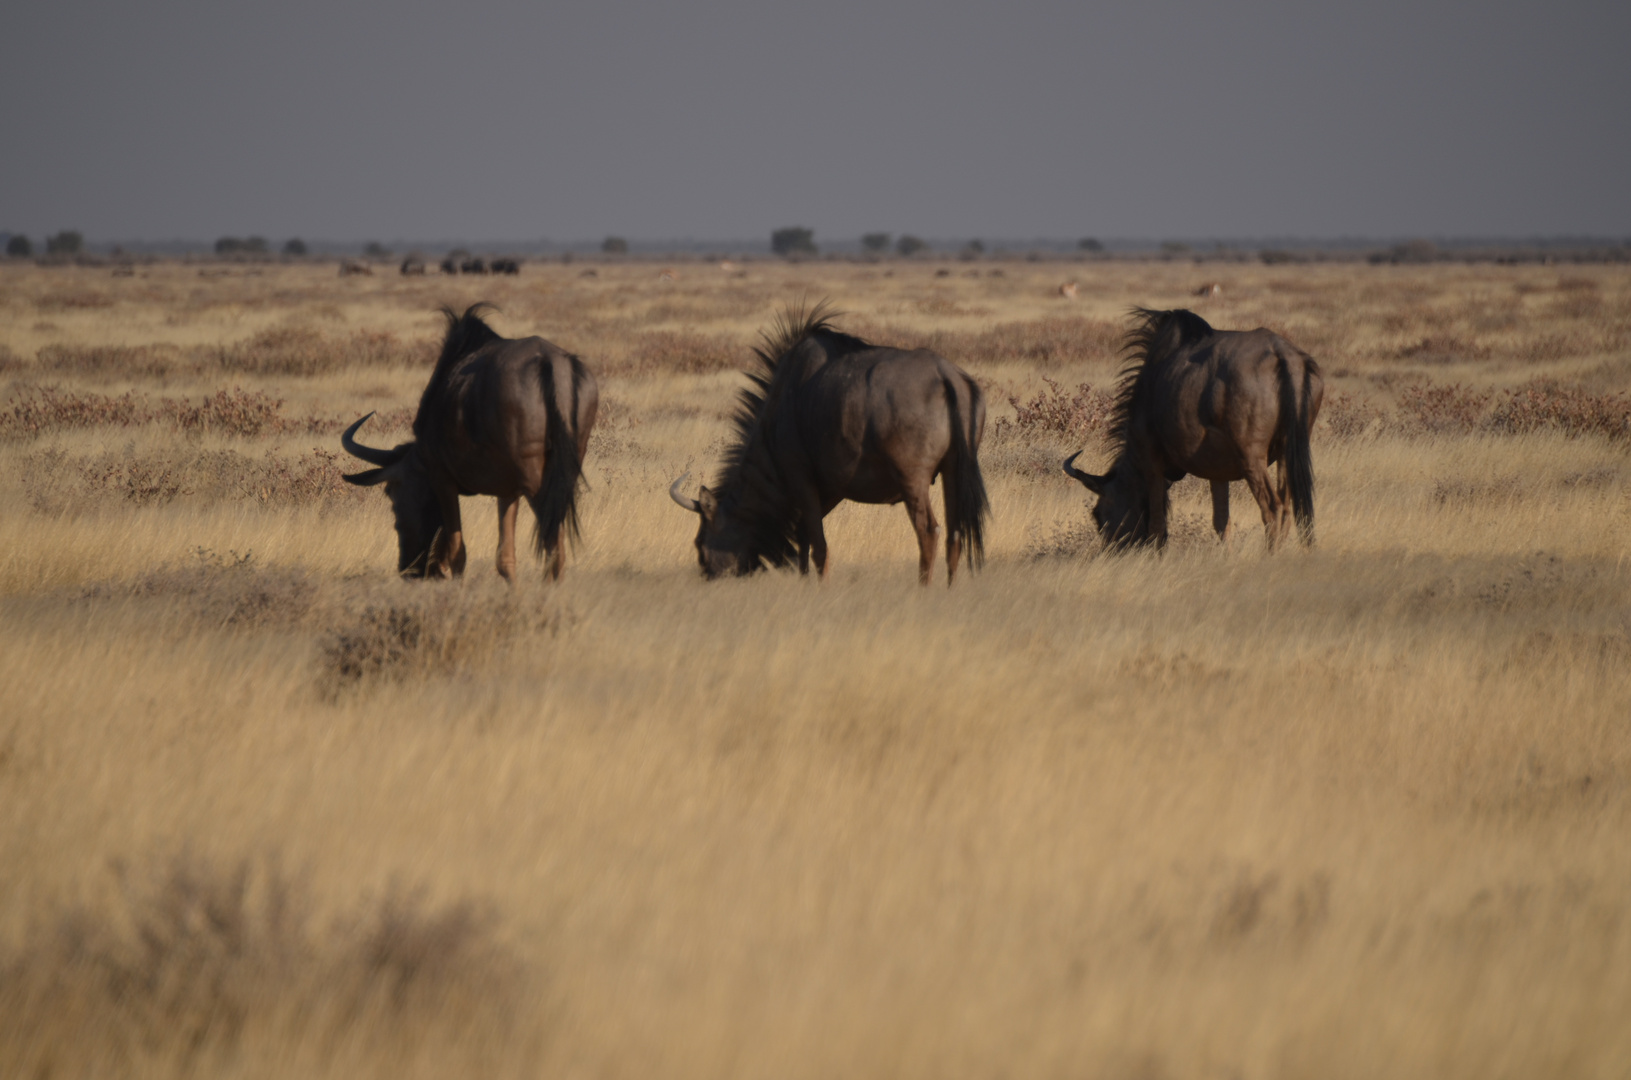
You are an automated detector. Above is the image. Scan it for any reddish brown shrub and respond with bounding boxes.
[1488,380,1631,442]
[1319,392,1384,439]
[993,376,1116,444]
[1395,382,1492,434]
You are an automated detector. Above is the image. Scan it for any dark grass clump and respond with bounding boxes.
[319,585,576,690]
[22,446,369,512]
[0,855,524,1077]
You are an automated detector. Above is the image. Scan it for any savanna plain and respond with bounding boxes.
[1,256,1629,1079]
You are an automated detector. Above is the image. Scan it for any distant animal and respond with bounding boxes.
[400,254,427,275]
[340,303,598,581]
[1195,282,1222,297]
[439,256,459,274]
[490,257,521,275]
[1058,281,1078,299]
[461,257,488,274]
[338,258,373,277]
[669,302,989,586]
[1062,308,1322,549]
[656,267,675,281]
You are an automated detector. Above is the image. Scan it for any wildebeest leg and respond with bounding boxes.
[495,496,519,583]
[431,487,466,578]
[1243,463,1284,549]
[1210,480,1232,541]
[903,485,939,586]
[1147,474,1171,548]
[1274,457,1293,536]
[942,472,962,586]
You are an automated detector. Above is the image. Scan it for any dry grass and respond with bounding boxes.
[1,259,1629,1079]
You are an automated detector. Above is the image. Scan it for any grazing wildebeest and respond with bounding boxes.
[1062,308,1322,549]
[669,302,989,586]
[341,304,598,581]
[439,256,459,275]
[490,257,521,275]
[461,256,488,274]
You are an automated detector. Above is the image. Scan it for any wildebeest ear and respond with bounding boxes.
[698,486,719,517]
[343,467,391,486]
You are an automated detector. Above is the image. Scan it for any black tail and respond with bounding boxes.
[1279,351,1316,545]
[531,355,589,558]
[943,375,990,570]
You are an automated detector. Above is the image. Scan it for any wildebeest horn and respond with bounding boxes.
[668,473,700,512]
[341,412,405,466]
[1062,451,1106,493]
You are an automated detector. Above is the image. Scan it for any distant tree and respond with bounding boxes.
[861,232,891,253]
[282,238,308,256]
[1077,238,1104,253]
[46,230,83,255]
[364,241,390,258]
[244,236,268,254]
[6,235,31,257]
[602,236,629,254]
[1159,241,1191,257]
[959,239,985,260]
[771,227,817,257]
[215,237,244,255]
[896,234,926,257]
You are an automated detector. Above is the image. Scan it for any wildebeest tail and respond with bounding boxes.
[1279,350,1316,545]
[943,374,990,570]
[531,355,588,557]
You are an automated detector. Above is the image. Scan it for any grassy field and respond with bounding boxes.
[1,257,1629,1079]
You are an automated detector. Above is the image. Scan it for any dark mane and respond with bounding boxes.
[1105,307,1214,456]
[421,302,501,399]
[715,300,872,568]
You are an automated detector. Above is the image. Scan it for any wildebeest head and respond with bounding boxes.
[669,473,758,578]
[1063,451,1147,547]
[341,413,444,576]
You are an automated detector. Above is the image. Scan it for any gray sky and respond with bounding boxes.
[2,0,1627,244]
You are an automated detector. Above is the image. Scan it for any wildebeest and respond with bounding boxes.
[341,304,598,581]
[439,256,459,274]
[338,258,372,276]
[461,256,488,274]
[400,253,427,275]
[1062,308,1322,549]
[669,302,989,586]
[490,257,521,275]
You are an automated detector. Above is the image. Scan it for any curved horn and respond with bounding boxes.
[1062,451,1107,493]
[341,412,404,466]
[668,473,700,513]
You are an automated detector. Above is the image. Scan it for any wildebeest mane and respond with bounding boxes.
[715,300,872,569]
[1105,307,1214,456]
[418,302,501,407]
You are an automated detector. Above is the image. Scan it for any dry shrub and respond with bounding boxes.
[1319,391,1385,439]
[22,446,367,512]
[1395,335,1492,364]
[1489,380,1631,442]
[0,386,371,440]
[0,386,151,436]
[0,855,521,1075]
[82,548,322,629]
[216,327,433,377]
[993,376,1116,444]
[913,317,1123,368]
[34,289,115,310]
[0,344,23,372]
[35,343,183,378]
[320,586,575,688]
[1394,382,1492,435]
[621,330,739,374]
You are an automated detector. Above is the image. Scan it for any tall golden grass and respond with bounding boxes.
[1,258,1628,1078]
